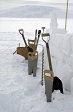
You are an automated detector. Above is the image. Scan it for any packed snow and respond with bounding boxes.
[0,2,73,112]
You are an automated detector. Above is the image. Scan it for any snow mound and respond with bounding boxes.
[0,5,66,18]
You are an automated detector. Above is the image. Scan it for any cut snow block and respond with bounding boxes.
[61,65,73,91]
[71,78,73,95]
[54,61,65,79]
[70,35,73,53]
[28,51,38,77]
[44,70,54,102]
[52,29,67,34]
[61,34,72,56]
[69,54,73,69]
[50,11,58,29]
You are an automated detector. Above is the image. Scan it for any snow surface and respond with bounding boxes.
[0,2,73,112]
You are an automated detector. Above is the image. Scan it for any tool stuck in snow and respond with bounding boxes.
[17,29,33,59]
[13,29,41,59]
[28,29,41,76]
[28,51,38,77]
[42,33,54,102]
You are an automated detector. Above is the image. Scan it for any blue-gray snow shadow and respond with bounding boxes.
[0,5,72,18]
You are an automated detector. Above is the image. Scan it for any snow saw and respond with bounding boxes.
[41,33,54,102]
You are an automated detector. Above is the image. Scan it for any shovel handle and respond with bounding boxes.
[19,29,24,35]
[42,33,50,44]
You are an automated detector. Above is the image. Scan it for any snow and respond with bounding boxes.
[50,11,58,29]
[71,77,73,95]
[0,2,73,112]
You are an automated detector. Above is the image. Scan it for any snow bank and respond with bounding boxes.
[71,78,73,95]
[44,12,73,92]
[49,30,73,92]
